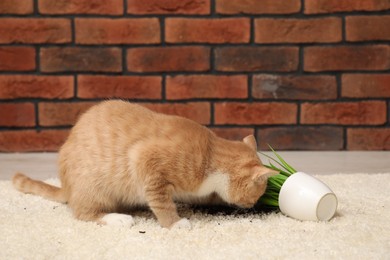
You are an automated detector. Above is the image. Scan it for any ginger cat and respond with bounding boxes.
[13,100,277,229]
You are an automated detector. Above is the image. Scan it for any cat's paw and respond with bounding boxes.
[100,213,135,228]
[171,218,191,230]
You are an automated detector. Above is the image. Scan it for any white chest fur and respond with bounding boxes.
[195,172,230,201]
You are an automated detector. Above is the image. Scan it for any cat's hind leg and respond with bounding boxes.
[68,194,135,228]
[99,213,135,227]
[73,209,135,228]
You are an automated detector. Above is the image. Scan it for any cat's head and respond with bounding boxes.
[226,135,278,208]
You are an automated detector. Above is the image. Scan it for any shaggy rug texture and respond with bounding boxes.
[1,174,389,259]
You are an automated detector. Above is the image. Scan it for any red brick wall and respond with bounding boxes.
[0,0,389,151]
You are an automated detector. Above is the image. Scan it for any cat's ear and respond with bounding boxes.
[243,135,257,151]
[252,167,278,184]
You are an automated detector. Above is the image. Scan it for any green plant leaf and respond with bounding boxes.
[268,161,291,177]
[268,144,297,173]
[256,145,298,210]
[259,152,291,174]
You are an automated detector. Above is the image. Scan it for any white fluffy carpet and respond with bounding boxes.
[1,174,389,259]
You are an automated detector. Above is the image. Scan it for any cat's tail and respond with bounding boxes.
[12,173,67,203]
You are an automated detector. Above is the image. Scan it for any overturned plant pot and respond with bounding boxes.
[256,146,338,221]
[278,172,338,221]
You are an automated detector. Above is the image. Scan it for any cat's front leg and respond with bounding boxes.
[144,180,191,229]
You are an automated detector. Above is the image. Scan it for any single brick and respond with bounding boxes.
[257,127,343,150]
[301,101,387,125]
[127,47,210,72]
[78,75,162,99]
[255,18,341,43]
[305,0,390,14]
[143,102,210,125]
[166,18,250,44]
[0,103,35,127]
[39,0,123,15]
[216,0,300,14]
[304,45,390,72]
[0,47,35,71]
[342,74,390,98]
[214,102,297,125]
[252,75,337,100]
[75,18,160,44]
[0,130,69,152]
[166,75,247,100]
[346,16,390,42]
[215,47,298,72]
[0,0,33,14]
[40,47,122,73]
[0,75,73,99]
[347,128,390,150]
[127,0,210,14]
[39,102,96,127]
[0,18,71,44]
[211,128,254,141]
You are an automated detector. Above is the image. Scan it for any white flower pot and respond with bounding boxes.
[278,172,338,221]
